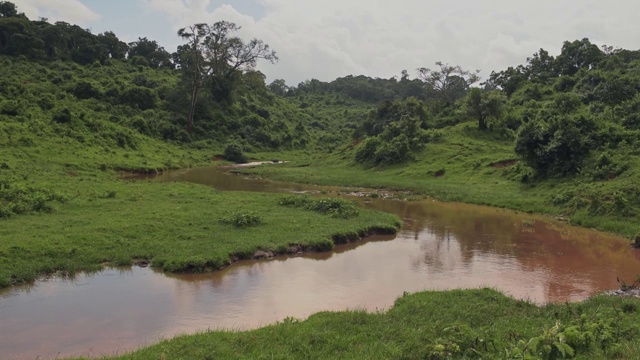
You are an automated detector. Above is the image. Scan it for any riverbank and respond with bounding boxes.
[73,288,640,360]
[240,122,640,239]
[0,118,400,288]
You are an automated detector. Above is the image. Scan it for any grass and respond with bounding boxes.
[245,122,640,238]
[70,288,640,359]
[0,115,400,288]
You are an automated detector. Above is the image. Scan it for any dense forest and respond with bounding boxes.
[2,0,640,225]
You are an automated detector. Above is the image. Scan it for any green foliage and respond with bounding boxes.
[220,211,262,228]
[465,88,506,130]
[0,182,67,218]
[119,86,158,110]
[278,195,359,219]
[223,143,247,164]
[515,116,596,177]
[354,98,432,166]
[101,289,640,359]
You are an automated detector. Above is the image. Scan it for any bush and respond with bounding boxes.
[70,81,102,100]
[220,211,262,228]
[0,183,68,219]
[278,195,359,219]
[223,144,247,164]
[119,86,158,110]
[52,108,73,124]
[515,116,596,177]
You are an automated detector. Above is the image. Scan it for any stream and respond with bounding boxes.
[2,166,640,359]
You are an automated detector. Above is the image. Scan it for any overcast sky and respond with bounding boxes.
[11,0,640,86]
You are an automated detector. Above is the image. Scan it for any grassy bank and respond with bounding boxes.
[0,115,400,288]
[244,122,640,238]
[72,288,640,359]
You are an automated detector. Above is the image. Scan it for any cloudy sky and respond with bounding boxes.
[11,0,640,86]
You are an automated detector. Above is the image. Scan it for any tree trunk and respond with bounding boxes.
[186,57,201,135]
[479,116,488,131]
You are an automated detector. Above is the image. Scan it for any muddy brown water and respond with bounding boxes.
[2,166,640,359]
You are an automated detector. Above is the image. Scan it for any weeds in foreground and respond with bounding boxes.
[220,211,262,228]
[0,181,68,218]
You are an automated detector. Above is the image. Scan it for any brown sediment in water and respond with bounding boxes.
[5,165,640,359]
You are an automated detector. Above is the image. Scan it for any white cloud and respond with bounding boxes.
[20,0,640,85]
[12,0,100,25]
[139,0,640,85]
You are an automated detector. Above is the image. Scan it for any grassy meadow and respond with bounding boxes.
[71,289,640,360]
[244,121,640,239]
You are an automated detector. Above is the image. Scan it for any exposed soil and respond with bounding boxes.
[490,159,518,168]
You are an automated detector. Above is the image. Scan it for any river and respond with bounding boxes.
[2,166,639,359]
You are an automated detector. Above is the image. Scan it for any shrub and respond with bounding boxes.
[223,144,247,164]
[278,195,359,219]
[52,108,73,124]
[0,183,68,219]
[119,86,158,110]
[515,116,596,177]
[220,211,262,228]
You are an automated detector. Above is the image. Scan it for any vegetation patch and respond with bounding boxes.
[0,182,68,218]
[95,289,640,360]
[278,195,360,219]
[220,211,262,228]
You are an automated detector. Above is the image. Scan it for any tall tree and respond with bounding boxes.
[97,31,128,59]
[177,21,278,134]
[417,62,480,106]
[0,1,19,18]
[466,88,505,131]
[128,37,172,68]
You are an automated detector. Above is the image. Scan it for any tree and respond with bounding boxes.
[525,48,555,81]
[465,88,505,131]
[97,31,128,59]
[485,66,526,97]
[596,77,637,121]
[554,38,604,76]
[177,21,278,134]
[128,37,172,68]
[417,62,480,106]
[515,116,595,177]
[268,79,288,95]
[0,1,19,18]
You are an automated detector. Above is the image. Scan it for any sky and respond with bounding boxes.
[10,0,640,86]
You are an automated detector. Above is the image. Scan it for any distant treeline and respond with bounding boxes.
[0,2,172,68]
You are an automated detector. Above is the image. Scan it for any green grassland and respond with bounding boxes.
[243,120,640,239]
[0,105,399,289]
[75,288,640,360]
[2,8,640,359]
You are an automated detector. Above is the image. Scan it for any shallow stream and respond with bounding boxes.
[2,166,640,359]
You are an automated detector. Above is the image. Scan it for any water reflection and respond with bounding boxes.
[2,166,640,359]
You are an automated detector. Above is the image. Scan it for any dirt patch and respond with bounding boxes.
[119,170,162,180]
[490,159,517,168]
